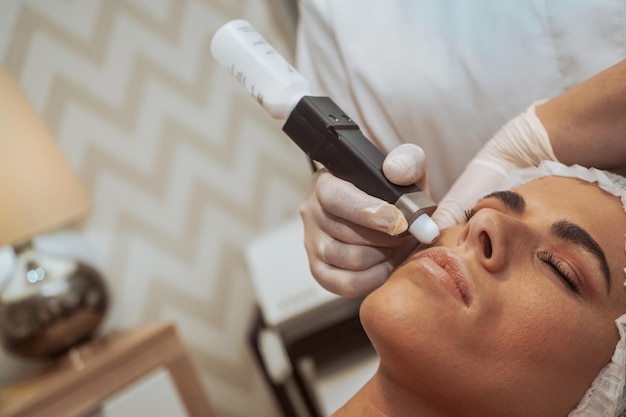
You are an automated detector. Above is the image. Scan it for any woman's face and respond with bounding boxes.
[360,176,626,417]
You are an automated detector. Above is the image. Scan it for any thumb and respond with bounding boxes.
[433,161,509,228]
[383,144,428,189]
[432,203,466,230]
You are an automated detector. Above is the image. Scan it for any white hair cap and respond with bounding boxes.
[502,160,626,417]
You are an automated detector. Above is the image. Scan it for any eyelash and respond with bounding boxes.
[465,208,581,294]
[538,251,580,293]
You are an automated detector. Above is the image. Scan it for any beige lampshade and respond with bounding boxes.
[0,66,91,247]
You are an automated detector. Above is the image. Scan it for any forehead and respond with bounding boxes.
[512,176,621,218]
[512,176,626,283]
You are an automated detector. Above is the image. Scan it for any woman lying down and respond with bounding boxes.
[334,161,626,417]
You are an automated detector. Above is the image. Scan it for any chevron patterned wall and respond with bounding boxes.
[0,1,310,416]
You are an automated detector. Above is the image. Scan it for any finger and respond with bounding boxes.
[432,160,511,229]
[383,143,427,186]
[308,260,394,297]
[302,184,412,246]
[314,235,388,271]
[431,205,465,230]
[318,207,413,247]
[315,170,407,235]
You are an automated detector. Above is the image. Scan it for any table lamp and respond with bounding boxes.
[0,65,109,359]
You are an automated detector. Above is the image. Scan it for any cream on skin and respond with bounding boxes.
[341,176,626,417]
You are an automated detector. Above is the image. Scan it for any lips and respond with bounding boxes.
[413,247,473,305]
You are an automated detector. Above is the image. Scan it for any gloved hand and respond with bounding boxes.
[300,144,427,297]
[432,101,558,228]
[301,102,558,297]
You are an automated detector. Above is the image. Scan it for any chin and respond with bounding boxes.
[358,277,418,357]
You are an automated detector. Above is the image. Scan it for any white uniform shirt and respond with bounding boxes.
[296,0,626,201]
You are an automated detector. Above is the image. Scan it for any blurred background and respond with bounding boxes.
[0,0,310,416]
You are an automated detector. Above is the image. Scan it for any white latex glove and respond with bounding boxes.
[432,101,558,229]
[301,103,556,297]
[300,144,428,297]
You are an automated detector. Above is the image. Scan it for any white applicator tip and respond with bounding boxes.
[408,214,440,244]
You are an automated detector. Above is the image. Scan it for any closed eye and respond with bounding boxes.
[538,250,581,294]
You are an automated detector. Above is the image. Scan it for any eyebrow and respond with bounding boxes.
[482,190,526,214]
[551,220,611,292]
[481,190,612,293]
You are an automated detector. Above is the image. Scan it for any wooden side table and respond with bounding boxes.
[0,322,215,417]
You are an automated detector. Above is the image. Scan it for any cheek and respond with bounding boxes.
[360,269,621,415]
[437,225,464,247]
[477,283,619,391]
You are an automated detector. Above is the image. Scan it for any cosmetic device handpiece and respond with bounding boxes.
[210,20,439,244]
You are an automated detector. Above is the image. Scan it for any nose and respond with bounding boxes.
[462,209,523,273]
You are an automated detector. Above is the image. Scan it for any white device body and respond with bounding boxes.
[210,19,310,119]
